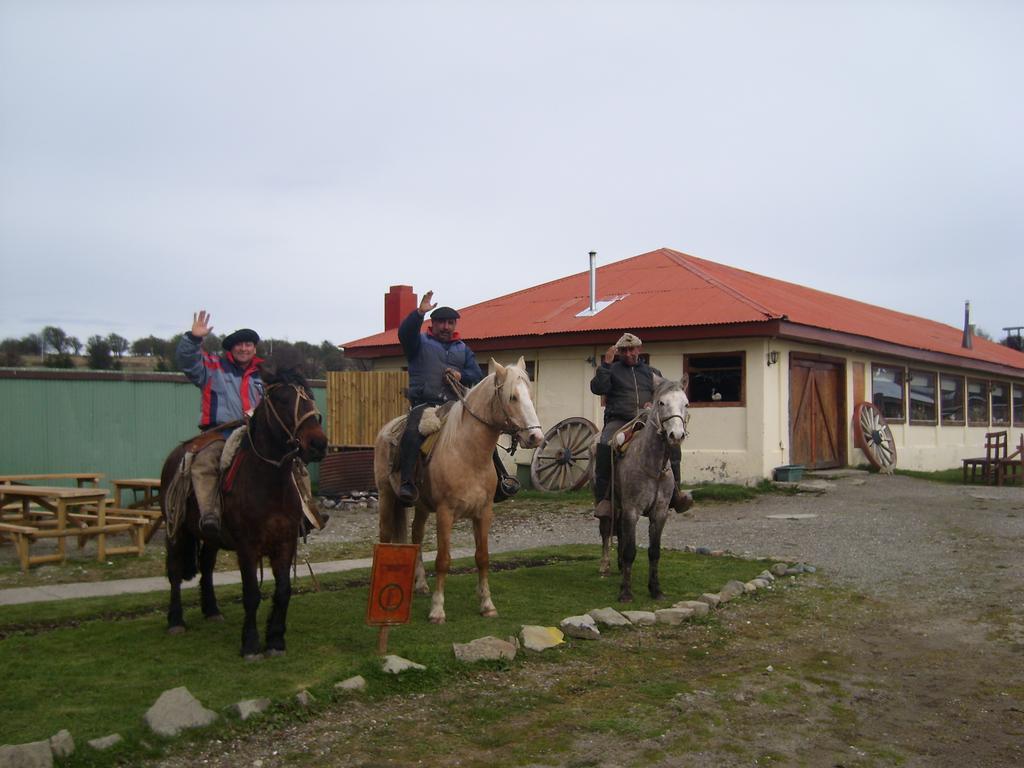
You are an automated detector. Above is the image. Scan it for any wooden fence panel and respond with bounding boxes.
[327,370,409,446]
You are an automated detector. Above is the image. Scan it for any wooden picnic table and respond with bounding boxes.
[0,473,103,487]
[0,484,148,571]
[111,478,163,542]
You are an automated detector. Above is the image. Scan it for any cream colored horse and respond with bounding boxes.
[375,357,544,624]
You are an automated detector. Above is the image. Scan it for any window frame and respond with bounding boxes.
[939,373,966,426]
[990,380,1011,427]
[684,351,746,407]
[966,378,990,427]
[907,369,937,425]
[1013,383,1024,426]
[871,363,906,423]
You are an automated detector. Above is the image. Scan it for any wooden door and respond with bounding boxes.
[789,356,846,469]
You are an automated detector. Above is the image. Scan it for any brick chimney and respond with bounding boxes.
[384,285,417,330]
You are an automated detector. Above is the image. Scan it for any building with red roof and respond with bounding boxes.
[344,248,1024,482]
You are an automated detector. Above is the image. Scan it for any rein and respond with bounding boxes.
[247,383,321,468]
[444,370,540,441]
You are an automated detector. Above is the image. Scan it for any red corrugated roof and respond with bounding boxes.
[343,248,1024,372]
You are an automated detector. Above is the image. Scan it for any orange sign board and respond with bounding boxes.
[366,543,420,626]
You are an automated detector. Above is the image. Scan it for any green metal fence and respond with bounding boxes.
[0,369,326,494]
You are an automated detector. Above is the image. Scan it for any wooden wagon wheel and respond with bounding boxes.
[530,417,598,492]
[853,402,897,472]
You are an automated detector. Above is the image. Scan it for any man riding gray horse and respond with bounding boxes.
[589,332,693,519]
[396,289,520,506]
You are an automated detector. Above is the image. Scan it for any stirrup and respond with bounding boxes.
[397,482,419,506]
[200,512,221,536]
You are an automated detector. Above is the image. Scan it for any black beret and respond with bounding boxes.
[222,328,260,350]
[430,306,461,321]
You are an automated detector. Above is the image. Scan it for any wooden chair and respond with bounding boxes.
[962,431,1008,484]
[996,436,1024,487]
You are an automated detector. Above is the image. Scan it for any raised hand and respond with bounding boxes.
[603,345,617,365]
[191,310,213,338]
[419,290,437,315]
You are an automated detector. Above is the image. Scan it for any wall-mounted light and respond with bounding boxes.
[766,351,779,367]
[585,355,597,368]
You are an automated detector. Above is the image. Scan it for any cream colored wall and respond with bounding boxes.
[364,341,1023,479]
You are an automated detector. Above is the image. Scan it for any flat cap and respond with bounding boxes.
[616,332,642,348]
[222,328,260,350]
[430,306,461,321]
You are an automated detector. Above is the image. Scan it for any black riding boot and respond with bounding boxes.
[668,448,693,514]
[397,410,427,505]
[593,443,613,519]
[492,449,521,503]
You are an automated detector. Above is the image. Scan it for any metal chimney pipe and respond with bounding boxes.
[588,251,597,314]
[962,300,973,349]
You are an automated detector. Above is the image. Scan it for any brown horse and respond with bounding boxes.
[375,358,544,624]
[161,353,327,658]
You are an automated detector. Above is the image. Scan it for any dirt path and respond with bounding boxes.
[152,474,1024,767]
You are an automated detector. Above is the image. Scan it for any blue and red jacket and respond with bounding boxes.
[176,333,264,430]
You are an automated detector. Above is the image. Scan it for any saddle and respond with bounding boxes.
[611,414,647,455]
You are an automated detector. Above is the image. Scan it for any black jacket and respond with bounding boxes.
[590,360,662,423]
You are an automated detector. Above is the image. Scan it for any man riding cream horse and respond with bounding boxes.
[395,289,521,506]
[589,332,693,519]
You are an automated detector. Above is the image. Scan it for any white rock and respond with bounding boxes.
[49,730,74,758]
[295,690,315,707]
[453,636,518,662]
[587,607,632,627]
[0,741,52,767]
[233,698,271,721]
[743,581,758,593]
[655,607,694,625]
[673,600,710,617]
[751,579,770,589]
[144,686,217,737]
[758,570,776,582]
[698,593,721,608]
[560,614,601,639]
[621,610,657,626]
[335,675,367,692]
[87,734,122,751]
[381,655,426,674]
[719,580,747,602]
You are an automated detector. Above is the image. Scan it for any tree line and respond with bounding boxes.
[0,326,359,377]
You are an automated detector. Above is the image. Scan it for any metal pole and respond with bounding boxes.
[589,251,597,313]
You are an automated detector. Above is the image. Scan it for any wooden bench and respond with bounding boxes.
[962,431,1008,484]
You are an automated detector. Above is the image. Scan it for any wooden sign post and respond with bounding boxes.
[366,543,420,655]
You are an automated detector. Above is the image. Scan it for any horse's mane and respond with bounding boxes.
[653,377,684,400]
[434,364,529,453]
[260,348,311,391]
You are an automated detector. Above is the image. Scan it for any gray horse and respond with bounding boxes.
[597,375,690,602]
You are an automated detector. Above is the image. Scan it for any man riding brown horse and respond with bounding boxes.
[395,289,520,506]
[176,310,264,536]
[590,332,693,519]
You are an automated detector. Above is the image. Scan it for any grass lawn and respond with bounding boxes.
[0,544,770,765]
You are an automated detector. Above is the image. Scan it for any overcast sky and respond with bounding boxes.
[2,0,1021,349]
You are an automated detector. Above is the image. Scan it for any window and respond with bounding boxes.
[967,378,989,426]
[940,374,965,425]
[685,353,744,405]
[908,370,936,424]
[1013,384,1023,426]
[991,381,1010,426]
[871,365,905,421]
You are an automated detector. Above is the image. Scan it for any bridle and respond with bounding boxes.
[445,369,541,442]
[247,383,322,468]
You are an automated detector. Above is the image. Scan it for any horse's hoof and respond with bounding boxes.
[205,613,225,622]
[618,593,634,603]
[243,653,264,662]
[481,608,498,618]
[651,592,665,601]
[414,584,430,596]
[428,614,446,625]
[167,625,186,636]
[264,648,286,658]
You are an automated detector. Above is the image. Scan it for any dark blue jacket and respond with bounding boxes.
[398,309,483,406]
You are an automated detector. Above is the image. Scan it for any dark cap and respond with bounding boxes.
[430,306,460,321]
[222,328,260,350]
